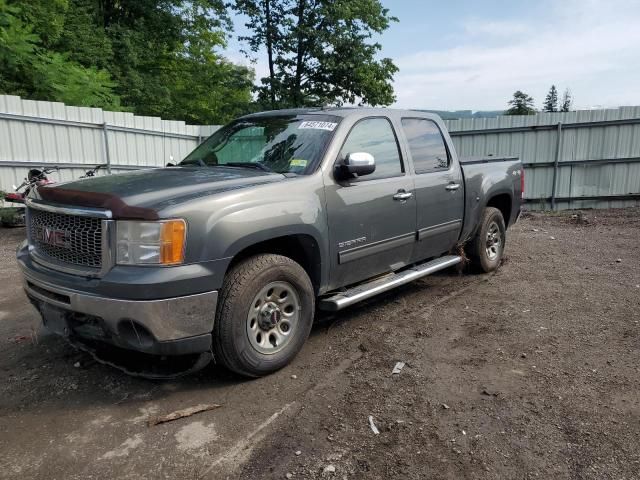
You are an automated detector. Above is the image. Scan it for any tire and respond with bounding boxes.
[468,207,506,273]
[213,254,315,377]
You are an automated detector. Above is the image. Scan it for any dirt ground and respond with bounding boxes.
[1,208,639,480]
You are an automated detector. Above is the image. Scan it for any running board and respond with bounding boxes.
[319,255,462,311]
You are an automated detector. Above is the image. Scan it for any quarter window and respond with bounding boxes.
[339,118,403,180]
[401,118,449,173]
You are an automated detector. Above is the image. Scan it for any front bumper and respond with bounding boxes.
[21,263,218,356]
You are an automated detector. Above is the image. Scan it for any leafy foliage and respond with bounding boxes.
[543,85,558,112]
[0,0,121,109]
[506,90,536,116]
[0,0,254,123]
[3,0,399,120]
[235,0,398,109]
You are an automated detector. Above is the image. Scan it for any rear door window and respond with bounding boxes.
[401,118,450,174]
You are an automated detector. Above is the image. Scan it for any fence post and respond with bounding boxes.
[550,122,562,210]
[102,122,112,174]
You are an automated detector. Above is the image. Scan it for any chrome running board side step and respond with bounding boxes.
[319,255,462,311]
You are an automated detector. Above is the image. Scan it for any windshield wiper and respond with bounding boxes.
[224,162,274,172]
[179,158,206,167]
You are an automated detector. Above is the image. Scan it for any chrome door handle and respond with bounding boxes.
[393,191,413,201]
[445,183,460,191]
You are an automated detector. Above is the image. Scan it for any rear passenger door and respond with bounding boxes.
[325,117,417,289]
[400,117,464,261]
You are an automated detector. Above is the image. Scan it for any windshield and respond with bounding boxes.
[181,114,341,175]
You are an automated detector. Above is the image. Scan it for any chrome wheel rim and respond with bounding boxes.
[485,221,502,260]
[246,281,300,355]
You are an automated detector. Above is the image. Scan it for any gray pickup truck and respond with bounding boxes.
[17,108,522,377]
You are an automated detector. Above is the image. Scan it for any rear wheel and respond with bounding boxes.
[468,207,506,273]
[213,254,314,377]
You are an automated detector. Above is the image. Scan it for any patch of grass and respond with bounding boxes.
[0,207,26,227]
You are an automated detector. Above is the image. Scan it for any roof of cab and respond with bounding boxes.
[241,107,442,121]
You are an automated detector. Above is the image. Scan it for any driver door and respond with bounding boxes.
[324,117,417,289]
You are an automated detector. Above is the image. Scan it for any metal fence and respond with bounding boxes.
[0,95,218,192]
[2,95,640,210]
[444,108,640,210]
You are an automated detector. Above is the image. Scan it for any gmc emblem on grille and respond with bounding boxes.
[36,226,71,249]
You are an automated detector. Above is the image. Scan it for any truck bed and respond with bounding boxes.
[457,156,522,242]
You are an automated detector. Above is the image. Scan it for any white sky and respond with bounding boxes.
[227,0,640,111]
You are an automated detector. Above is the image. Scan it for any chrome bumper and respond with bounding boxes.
[22,269,217,348]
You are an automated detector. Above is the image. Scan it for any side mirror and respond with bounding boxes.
[337,152,376,178]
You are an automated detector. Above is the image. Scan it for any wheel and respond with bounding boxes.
[213,254,315,377]
[468,207,506,273]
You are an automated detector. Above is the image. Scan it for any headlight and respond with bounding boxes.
[116,219,186,265]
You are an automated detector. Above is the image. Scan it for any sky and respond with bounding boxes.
[224,0,640,111]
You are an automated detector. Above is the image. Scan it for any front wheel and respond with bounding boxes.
[468,207,506,273]
[213,254,315,377]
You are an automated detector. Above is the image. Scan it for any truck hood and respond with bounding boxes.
[33,166,285,220]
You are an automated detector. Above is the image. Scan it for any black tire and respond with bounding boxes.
[468,207,506,273]
[213,254,315,377]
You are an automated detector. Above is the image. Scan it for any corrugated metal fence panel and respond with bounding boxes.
[445,107,640,210]
[0,95,220,192]
[215,128,266,164]
[2,95,640,210]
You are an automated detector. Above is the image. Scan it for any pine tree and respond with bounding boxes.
[543,85,558,112]
[506,91,536,115]
[560,88,573,112]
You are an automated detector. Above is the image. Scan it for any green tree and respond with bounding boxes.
[236,0,286,109]
[35,51,120,108]
[560,88,572,112]
[543,85,558,112]
[235,0,398,109]
[0,0,38,96]
[506,90,536,115]
[0,0,255,123]
[0,0,120,108]
[91,0,254,123]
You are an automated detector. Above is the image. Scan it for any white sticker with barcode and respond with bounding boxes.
[298,121,338,131]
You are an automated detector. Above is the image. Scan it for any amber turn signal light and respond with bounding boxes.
[160,219,186,265]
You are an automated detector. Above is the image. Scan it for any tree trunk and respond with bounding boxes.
[294,0,306,107]
[264,0,276,108]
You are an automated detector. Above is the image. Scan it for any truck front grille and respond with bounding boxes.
[29,208,103,269]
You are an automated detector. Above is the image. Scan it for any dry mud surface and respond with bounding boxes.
[0,208,639,479]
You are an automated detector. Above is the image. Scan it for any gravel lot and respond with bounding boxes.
[1,208,639,479]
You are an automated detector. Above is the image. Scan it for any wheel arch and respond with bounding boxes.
[486,192,513,227]
[225,232,324,295]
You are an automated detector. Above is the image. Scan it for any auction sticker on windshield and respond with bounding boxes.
[290,159,308,168]
[298,121,338,131]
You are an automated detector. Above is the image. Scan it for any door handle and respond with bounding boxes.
[445,183,460,191]
[393,190,413,201]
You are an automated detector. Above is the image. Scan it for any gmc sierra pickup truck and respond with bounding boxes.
[17,108,522,377]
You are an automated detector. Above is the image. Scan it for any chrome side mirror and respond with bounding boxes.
[338,151,376,178]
